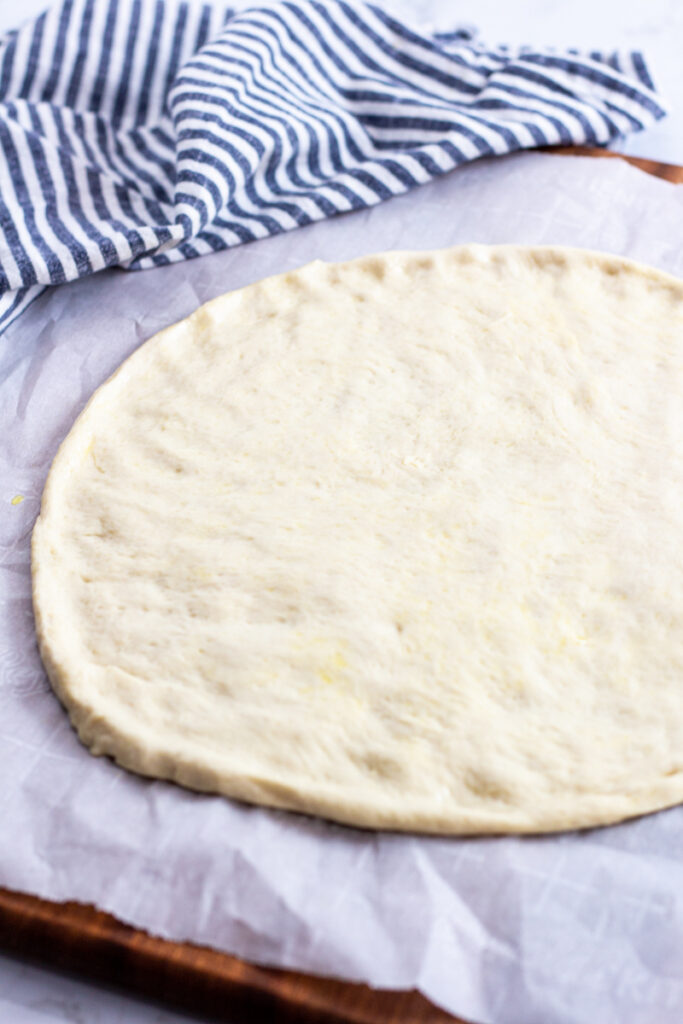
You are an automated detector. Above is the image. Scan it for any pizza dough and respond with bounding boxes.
[32,246,683,834]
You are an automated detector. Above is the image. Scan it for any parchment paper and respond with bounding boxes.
[3,151,683,1024]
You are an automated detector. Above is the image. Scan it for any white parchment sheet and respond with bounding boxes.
[3,152,683,1024]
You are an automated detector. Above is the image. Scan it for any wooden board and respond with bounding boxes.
[1,146,681,1024]
[545,145,683,183]
[0,889,456,1023]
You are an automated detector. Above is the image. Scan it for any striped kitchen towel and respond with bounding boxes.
[0,0,667,335]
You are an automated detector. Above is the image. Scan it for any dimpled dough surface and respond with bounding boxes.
[32,246,683,833]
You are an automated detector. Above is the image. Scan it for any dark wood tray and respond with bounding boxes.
[2,147,681,1024]
[0,889,456,1023]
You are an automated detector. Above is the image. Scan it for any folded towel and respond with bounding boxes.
[0,0,667,335]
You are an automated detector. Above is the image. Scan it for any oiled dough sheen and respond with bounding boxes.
[32,246,683,834]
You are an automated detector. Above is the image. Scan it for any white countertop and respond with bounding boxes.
[1,0,681,1022]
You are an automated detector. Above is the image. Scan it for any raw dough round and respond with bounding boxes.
[32,246,683,833]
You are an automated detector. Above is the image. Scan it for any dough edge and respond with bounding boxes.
[31,243,683,835]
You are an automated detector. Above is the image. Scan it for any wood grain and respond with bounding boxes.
[1,147,680,1024]
[0,888,459,1023]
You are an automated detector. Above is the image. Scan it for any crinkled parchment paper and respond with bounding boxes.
[3,152,683,1024]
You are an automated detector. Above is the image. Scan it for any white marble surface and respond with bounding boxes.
[1,0,681,1022]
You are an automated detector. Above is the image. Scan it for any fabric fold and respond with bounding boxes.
[0,0,668,335]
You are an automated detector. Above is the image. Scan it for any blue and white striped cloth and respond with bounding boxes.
[0,0,667,335]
